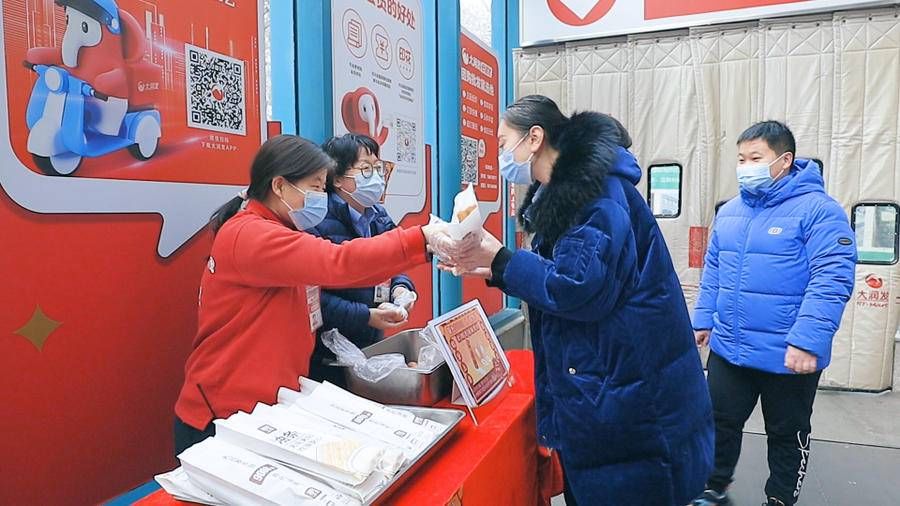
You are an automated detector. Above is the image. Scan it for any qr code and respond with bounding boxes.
[460,135,478,184]
[395,117,417,164]
[185,44,247,135]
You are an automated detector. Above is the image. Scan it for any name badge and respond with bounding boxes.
[306,285,323,333]
[374,281,392,304]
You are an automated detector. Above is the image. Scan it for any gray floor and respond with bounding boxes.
[727,434,900,505]
[744,388,900,448]
[551,388,900,505]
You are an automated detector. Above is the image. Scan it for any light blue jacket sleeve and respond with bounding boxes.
[785,199,857,360]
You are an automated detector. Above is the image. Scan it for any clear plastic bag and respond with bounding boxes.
[415,344,443,370]
[321,329,405,383]
[392,290,418,311]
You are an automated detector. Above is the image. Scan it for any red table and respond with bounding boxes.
[133,350,563,506]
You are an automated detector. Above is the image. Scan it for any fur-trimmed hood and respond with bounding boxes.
[518,111,638,247]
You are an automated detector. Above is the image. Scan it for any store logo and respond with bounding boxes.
[865,274,884,289]
[211,85,226,102]
[249,464,277,485]
[257,424,277,434]
[137,81,160,92]
[547,0,616,26]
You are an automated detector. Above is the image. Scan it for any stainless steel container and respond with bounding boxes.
[329,329,452,406]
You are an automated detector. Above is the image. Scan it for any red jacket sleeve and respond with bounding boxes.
[230,222,428,288]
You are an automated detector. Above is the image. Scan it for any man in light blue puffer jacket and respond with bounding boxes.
[691,121,856,506]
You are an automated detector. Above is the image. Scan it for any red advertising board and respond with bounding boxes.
[523,0,885,45]
[645,0,808,19]
[0,0,264,503]
[689,226,709,269]
[460,30,503,315]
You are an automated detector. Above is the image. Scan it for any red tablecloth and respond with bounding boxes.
[134,350,563,506]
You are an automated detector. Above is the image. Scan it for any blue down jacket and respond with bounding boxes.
[495,112,713,505]
[693,160,856,374]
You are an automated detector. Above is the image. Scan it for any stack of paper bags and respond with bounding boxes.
[179,437,362,505]
[156,378,449,505]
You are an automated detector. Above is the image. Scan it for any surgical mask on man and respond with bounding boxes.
[281,182,328,230]
[499,135,534,185]
[736,153,789,194]
[342,171,386,208]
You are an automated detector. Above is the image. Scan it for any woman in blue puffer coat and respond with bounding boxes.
[452,95,714,505]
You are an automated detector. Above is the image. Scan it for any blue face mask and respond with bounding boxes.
[282,182,328,230]
[736,153,788,194]
[342,171,386,208]
[499,135,534,185]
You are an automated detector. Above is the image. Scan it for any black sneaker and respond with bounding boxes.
[763,498,787,506]
[692,489,731,506]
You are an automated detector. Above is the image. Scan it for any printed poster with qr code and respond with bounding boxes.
[460,30,499,204]
[1,0,264,185]
[331,0,425,223]
[427,300,510,406]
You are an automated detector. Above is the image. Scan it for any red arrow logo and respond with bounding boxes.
[547,0,616,26]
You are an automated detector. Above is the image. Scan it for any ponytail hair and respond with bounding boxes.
[210,196,246,233]
[210,135,335,232]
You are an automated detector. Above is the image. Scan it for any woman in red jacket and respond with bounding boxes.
[173,135,448,455]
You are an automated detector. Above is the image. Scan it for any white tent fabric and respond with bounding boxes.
[513,6,900,390]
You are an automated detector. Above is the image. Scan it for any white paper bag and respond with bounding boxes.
[277,379,446,459]
[179,437,361,506]
[446,184,483,240]
[155,467,225,506]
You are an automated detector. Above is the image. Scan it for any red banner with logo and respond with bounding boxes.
[645,0,808,20]
[460,31,503,315]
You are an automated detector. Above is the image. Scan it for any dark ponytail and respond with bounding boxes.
[502,95,569,147]
[211,135,336,232]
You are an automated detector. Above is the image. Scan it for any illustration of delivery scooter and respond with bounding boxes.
[24,0,162,176]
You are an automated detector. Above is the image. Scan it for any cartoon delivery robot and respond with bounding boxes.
[24,0,163,176]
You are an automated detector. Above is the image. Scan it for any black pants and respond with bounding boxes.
[706,352,821,505]
[173,417,215,457]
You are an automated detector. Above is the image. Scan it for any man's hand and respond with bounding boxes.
[784,345,818,374]
[695,329,711,347]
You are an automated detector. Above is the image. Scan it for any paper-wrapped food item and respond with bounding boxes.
[155,467,225,506]
[179,437,361,506]
[446,184,483,240]
[278,379,447,459]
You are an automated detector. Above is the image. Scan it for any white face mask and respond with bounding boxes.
[736,153,788,194]
[280,182,328,230]
[342,171,386,208]
[499,134,534,185]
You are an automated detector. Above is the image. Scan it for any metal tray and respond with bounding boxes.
[329,329,453,407]
[369,405,465,505]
